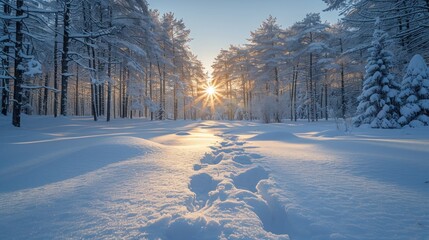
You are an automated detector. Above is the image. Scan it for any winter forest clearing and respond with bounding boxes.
[1,0,429,239]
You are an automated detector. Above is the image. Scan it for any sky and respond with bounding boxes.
[146,0,340,77]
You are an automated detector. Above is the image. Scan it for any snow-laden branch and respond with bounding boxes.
[20,85,60,92]
[69,27,115,39]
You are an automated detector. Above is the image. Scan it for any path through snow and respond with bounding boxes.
[0,117,291,239]
[1,116,428,239]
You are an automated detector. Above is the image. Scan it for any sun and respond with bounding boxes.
[205,85,216,96]
[192,81,223,119]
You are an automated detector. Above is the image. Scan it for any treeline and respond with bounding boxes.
[0,0,207,127]
[211,0,429,126]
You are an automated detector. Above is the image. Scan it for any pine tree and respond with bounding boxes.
[398,54,429,127]
[353,21,400,128]
[248,16,287,123]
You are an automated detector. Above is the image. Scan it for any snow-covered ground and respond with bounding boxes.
[0,116,428,240]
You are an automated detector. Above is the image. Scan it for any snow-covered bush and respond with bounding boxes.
[256,95,283,123]
[398,54,429,127]
[353,23,400,128]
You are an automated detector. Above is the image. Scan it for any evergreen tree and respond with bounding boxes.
[353,21,400,128]
[248,16,287,123]
[398,54,429,127]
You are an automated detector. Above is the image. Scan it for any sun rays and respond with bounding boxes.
[205,85,216,96]
[193,81,223,118]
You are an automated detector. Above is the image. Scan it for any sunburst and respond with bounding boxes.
[205,85,216,96]
[194,81,223,118]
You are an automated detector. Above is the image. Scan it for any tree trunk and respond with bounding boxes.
[149,62,153,121]
[309,52,314,122]
[119,65,123,117]
[340,38,346,119]
[38,77,43,115]
[324,83,328,121]
[1,0,11,116]
[75,64,79,116]
[53,7,59,118]
[293,66,297,122]
[274,66,280,123]
[144,67,148,118]
[60,0,71,116]
[12,0,24,127]
[173,82,177,120]
[290,82,293,121]
[43,74,49,115]
[106,41,112,122]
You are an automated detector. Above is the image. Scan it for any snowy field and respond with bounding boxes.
[0,116,428,240]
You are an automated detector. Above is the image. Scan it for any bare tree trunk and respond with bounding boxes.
[53,7,59,118]
[1,0,11,116]
[43,74,49,115]
[183,95,186,120]
[149,62,153,121]
[274,66,280,123]
[75,64,79,116]
[309,51,314,122]
[12,0,24,127]
[241,72,246,119]
[144,66,148,118]
[60,0,71,116]
[309,32,315,122]
[340,38,346,119]
[119,65,123,117]
[37,77,42,115]
[122,67,128,118]
[106,6,112,122]
[290,67,295,121]
[293,65,298,122]
[173,81,177,120]
[82,1,97,121]
[106,39,112,122]
[324,83,328,121]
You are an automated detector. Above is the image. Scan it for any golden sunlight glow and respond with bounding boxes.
[205,85,216,96]
[192,81,224,119]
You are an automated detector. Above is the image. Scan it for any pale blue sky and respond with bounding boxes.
[146,0,340,75]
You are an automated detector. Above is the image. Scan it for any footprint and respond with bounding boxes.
[213,148,244,155]
[201,152,224,165]
[255,179,289,235]
[232,155,252,165]
[193,164,202,171]
[249,153,263,159]
[220,141,234,147]
[233,166,269,192]
[189,173,219,208]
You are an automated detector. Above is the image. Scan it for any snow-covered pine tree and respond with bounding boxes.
[248,16,287,123]
[353,20,400,128]
[398,54,429,127]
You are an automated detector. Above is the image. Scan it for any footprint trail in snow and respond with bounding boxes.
[186,133,290,239]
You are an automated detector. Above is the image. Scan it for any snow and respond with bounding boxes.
[1,116,428,239]
[399,54,429,127]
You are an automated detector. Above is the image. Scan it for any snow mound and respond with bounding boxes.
[176,131,191,136]
[0,136,158,193]
[166,214,221,240]
[249,131,300,142]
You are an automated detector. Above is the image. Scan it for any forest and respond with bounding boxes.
[1,0,429,128]
[1,1,429,239]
